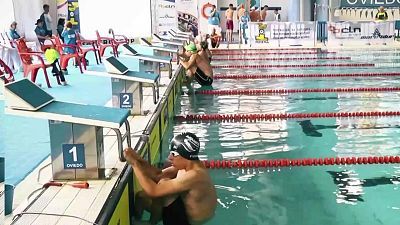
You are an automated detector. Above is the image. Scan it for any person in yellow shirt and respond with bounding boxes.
[375,6,388,21]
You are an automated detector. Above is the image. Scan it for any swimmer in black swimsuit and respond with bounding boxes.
[124,132,217,225]
[179,43,214,87]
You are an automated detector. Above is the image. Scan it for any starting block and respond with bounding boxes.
[122,44,172,78]
[4,79,132,180]
[84,56,160,114]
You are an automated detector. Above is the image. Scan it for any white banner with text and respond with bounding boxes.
[248,22,316,47]
[328,21,395,46]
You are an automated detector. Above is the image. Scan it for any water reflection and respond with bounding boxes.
[327,170,400,205]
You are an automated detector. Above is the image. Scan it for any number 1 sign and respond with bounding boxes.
[62,144,86,169]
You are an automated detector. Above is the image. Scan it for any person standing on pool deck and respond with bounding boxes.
[225,4,235,43]
[179,43,214,86]
[124,132,217,225]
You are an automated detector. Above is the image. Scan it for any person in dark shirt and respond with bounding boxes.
[57,18,65,42]
[34,19,50,45]
[40,4,53,35]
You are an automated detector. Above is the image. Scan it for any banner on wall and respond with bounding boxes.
[68,0,80,32]
[56,0,80,31]
[248,22,316,47]
[341,0,400,8]
[156,0,177,35]
[57,0,68,20]
[176,0,199,36]
[328,21,394,45]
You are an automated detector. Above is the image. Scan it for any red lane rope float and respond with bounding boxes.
[213,63,374,69]
[213,72,400,80]
[175,111,400,122]
[212,57,351,61]
[211,48,321,52]
[211,51,336,56]
[202,156,400,169]
[195,87,400,95]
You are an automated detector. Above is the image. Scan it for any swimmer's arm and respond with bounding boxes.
[180,54,198,69]
[160,166,179,179]
[124,148,162,181]
[138,170,198,197]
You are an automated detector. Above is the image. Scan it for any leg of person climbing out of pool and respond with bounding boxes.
[134,191,152,219]
[149,178,178,225]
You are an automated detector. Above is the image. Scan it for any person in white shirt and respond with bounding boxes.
[40,4,53,35]
[274,9,281,22]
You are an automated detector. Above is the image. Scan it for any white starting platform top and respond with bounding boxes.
[170,28,192,37]
[84,57,159,84]
[152,34,185,46]
[121,44,172,64]
[167,31,189,42]
[140,38,179,53]
[4,79,130,129]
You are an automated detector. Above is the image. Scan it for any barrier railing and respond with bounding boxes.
[95,64,184,224]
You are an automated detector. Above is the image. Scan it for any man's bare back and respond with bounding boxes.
[176,166,217,224]
[196,51,213,78]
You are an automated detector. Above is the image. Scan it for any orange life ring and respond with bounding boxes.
[202,3,214,19]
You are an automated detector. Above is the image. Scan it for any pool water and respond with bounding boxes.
[160,49,400,225]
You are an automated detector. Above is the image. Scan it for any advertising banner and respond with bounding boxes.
[328,21,395,45]
[341,0,400,8]
[176,0,199,36]
[156,0,177,35]
[249,22,316,47]
[68,0,80,32]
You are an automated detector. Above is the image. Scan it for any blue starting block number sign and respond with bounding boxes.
[120,93,133,108]
[62,144,86,169]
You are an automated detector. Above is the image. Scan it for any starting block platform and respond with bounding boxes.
[152,34,185,47]
[121,44,173,78]
[4,79,132,180]
[170,28,192,37]
[84,56,160,114]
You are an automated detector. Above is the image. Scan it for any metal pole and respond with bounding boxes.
[314,3,317,47]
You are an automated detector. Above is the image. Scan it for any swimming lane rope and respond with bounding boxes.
[195,87,400,95]
[175,111,400,122]
[213,63,374,69]
[212,57,351,61]
[211,51,336,56]
[213,72,400,80]
[203,156,400,169]
[211,47,321,52]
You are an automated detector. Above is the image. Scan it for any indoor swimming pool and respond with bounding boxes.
[159,48,400,225]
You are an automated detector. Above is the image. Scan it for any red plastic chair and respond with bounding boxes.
[0,58,14,84]
[96,30,118,57]
[53,36,86,73]
[15,39,59,87]
[75,31,101,64]
[108,28,129,46]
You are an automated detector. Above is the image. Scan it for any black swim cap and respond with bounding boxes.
[170,132,200,160]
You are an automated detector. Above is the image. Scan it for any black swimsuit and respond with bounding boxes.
[162,196,191,225]
[194,68,213,86]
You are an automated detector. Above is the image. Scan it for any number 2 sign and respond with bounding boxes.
[120,93,133,108]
